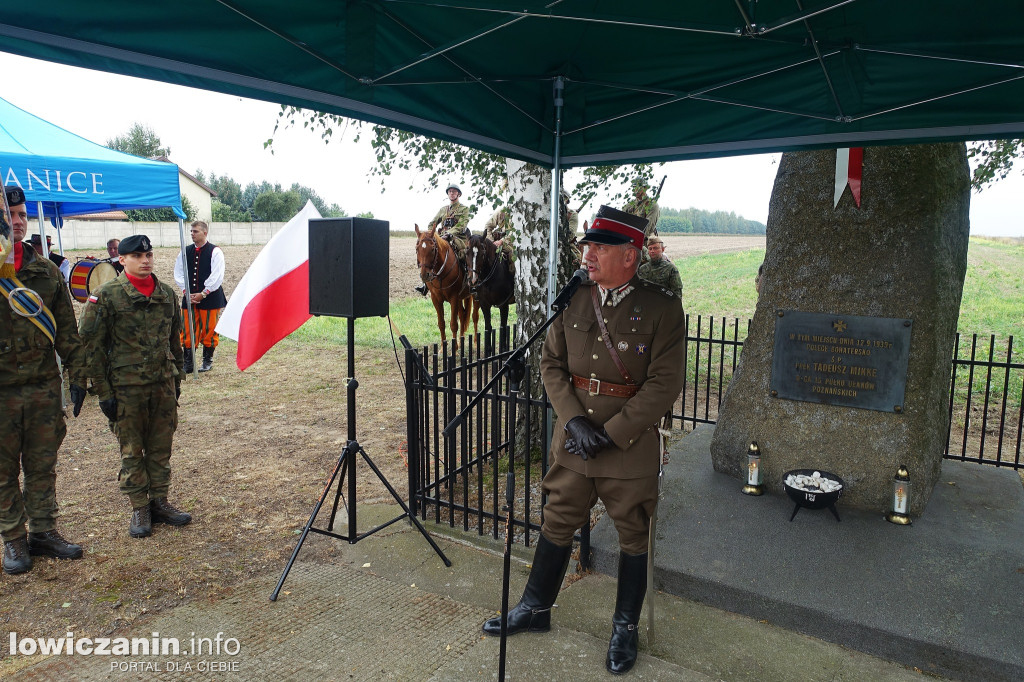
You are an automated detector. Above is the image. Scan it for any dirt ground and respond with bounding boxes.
[0,234,763,663]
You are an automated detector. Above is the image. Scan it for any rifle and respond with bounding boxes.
[653,174,667,202]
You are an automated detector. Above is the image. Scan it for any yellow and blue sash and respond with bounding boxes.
[0,277,57,344]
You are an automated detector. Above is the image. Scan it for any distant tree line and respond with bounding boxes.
[657,207,766,234]
[195,171,362,222]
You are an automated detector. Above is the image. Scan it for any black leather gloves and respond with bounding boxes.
[564,416,614,460]
[99,398,118,422]
[69,384,87,417]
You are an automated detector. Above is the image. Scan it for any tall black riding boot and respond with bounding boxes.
[482,534,572,636]
[607,551,648,675]
[182,347,194,373]
[199,346,214,372]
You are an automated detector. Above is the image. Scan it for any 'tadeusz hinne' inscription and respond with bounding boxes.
[770,311,912,413]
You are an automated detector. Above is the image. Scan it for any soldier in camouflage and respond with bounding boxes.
[1,185,88,575]
[638,236,682,299]
[78,234,192,539]
[415,183,471,295]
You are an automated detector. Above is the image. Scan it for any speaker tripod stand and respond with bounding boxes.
[270,317,451,601]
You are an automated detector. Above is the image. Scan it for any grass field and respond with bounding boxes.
[294,236,1021,350]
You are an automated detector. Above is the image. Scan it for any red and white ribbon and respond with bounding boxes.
[834,147,863,208]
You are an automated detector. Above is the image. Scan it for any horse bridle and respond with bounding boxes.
[418,232,460,291]
[470,241,500,288]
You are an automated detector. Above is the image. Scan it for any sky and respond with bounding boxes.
[1,51,1021,237]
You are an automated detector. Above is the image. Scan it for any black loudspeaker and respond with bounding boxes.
[309,217,390,318]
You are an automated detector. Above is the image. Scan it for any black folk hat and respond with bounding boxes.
[118,234,153,254]
[579,205,648,249]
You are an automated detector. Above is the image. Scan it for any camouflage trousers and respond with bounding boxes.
[0,378,66,541]
[111,381,178,508]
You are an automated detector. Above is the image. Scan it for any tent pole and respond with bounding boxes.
[36,201,50,257]
[546,76,565,312]
[178,216,198,379]
[53,206,66,256]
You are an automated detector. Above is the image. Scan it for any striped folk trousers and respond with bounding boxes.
[181,307,223,349]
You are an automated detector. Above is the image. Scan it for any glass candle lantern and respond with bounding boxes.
[741,441,764,496]
[885,465,912,525]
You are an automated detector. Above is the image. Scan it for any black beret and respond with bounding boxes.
[4,185,26,207]
[118,234,153,254]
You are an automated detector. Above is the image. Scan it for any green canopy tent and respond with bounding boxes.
[4,1,1021,296]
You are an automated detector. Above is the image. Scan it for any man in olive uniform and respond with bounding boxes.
[79,235,192,539]
[1,185,88,574]
[482,206,685,675]
[480,208,516,275]
[623,179,661,239]
[638,236,682,299]
[415,183,471,295]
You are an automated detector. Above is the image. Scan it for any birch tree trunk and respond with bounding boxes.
[506,159,577,461]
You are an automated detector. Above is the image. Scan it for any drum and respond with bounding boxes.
[69,259,117,303]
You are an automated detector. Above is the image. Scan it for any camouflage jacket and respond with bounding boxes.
[428,201,470,238]
[638,258,683,299]
[78,274,183,400]
[0,245,87,387]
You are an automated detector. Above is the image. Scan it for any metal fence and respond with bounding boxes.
[404,319,1022,543]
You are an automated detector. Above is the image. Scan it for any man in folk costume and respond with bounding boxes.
[0,185,88,574]
[79,235,191,538]
[173,220,227,372]
[415,183,471,296]
[481,206,685,674]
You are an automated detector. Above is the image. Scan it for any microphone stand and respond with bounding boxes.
[441,274,585,438]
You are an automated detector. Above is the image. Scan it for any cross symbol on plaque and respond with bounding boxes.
[833,320,848,333]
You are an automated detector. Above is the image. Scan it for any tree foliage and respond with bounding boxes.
[968,139,1023,190]
[106,123,170,158]
[126,194,197,223]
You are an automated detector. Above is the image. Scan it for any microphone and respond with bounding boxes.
[550,268,589,311]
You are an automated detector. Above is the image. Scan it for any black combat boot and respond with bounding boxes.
[482,534,572,636]
[130,505,152,538]
[606,551,648,675]
[198,346,214,372]
[414,283,428,296]
[151,498,192,526]
[2,537,32,575]
[183,347,194,373]
[28,530,83,560]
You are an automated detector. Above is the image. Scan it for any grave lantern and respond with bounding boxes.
[741,441,764,496]
[885,465,912,525]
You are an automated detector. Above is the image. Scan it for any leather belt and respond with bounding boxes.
[572,374,640,398]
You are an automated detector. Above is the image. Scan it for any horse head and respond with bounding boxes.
[415,224,440,282]
[469,234,497,287]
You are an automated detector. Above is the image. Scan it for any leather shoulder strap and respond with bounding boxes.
[590,285,636,385]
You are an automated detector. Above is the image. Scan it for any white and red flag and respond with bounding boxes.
[834,147,864,208]
[217,200,322,370]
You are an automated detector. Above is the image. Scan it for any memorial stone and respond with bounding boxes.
[710,144,970,515]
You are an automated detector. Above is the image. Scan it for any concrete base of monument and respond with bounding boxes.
[591,424,1024,682]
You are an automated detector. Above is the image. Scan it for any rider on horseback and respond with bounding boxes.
[415,183,471,296]
[481,208,516,276]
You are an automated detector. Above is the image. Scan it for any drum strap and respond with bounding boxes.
[0,277,57,344]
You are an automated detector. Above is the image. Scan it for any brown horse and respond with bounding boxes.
[414,224,478,348]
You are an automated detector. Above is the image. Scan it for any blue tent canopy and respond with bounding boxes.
[0,96,184,219]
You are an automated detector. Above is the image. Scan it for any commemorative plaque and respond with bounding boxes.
[770,311,912,413]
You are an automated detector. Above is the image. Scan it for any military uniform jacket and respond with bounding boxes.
[482,210,510,240]
[78,274,184,400]
[541,276,685,479]
[0,246,86,387]
[428,202,470,238]
[624,197,661,237]
[639,258,683,299]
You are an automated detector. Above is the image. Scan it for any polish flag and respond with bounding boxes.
[217,201,322,370]
[833,147,864,208]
